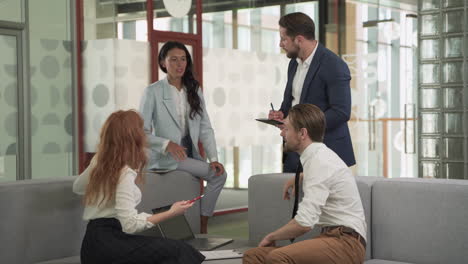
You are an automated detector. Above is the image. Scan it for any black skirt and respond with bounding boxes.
[81,218,205,264]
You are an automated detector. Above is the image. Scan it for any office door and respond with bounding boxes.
[0,29,23,181]
[344,3,418,178]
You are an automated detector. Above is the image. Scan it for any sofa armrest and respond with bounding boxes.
[0,177,86,264]
[137,171,201,234]
[248,173,320,246]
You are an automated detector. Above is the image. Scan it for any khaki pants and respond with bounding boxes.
[243,227,365,264]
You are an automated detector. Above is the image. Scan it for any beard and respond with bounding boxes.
[285,43,300,59]
[286,50,298,59]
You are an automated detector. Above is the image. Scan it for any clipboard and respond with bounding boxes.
[255,118,283,126]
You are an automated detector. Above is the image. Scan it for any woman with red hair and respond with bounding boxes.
[73,110,205,264]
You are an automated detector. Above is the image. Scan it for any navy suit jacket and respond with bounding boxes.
[279,43,356,166]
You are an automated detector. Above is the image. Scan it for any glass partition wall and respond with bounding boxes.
[344,0,419,178]
[199,2,320,188]
[84,0,459,185]
[6,0,466,183]
[418,0,467,179]
[0,0,76,181]
[28,0,75,179]
[82,0,320,188]
[0,30,21,182]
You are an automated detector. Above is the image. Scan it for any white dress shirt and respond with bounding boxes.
[73,158,154,234]
[161,80,218,162]
[171,84,190,138]
[161,83,189,153]
[291,43,318,106]
[295,142,367,240]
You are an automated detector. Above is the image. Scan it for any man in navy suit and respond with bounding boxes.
[269,12,355,171]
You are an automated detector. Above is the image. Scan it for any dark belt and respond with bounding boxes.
[321,226,366,249]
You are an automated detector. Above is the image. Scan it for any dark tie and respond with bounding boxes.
[292,162,303,218]
[290,162,303,243]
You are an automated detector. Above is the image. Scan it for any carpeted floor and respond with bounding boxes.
[214,188,248,211]
[208,189,249,239]
[208,211,248,240]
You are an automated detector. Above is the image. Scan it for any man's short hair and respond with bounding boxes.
[288,104,325,142]
[279,12,316,40]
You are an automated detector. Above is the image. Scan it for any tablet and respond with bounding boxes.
[255,118,284,126]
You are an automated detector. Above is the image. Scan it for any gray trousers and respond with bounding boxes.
[176,158,227,217]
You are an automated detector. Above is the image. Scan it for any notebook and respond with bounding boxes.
[138,205,233,251]
[200,249,243,260]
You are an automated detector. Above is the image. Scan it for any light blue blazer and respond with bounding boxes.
[139,78,218,170]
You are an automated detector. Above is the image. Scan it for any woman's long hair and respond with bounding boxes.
[84,110,147,207]
[158,41,203,119]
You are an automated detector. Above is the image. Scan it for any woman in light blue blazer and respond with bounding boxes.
[139,41,227,233]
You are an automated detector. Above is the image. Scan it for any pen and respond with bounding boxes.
[270,103,275,111]
[188,194,205,203]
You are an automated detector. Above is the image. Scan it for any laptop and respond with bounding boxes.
[138,205,233,251]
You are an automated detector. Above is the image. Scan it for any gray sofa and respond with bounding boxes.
[0,171,201,264]
[248,174,468,264]
[4,172,467,264]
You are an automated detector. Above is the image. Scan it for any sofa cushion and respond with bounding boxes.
[202,259,242,264]
[36,256,81,264]
[0,177,86,264]
[248,173,321,246]
[355,176,383,260]
[248,173,298,246]
[365,259,413,264]
[372,178,468,264]
[1,171,201,264]
[137,171,201,233]
[36,255,246,264]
